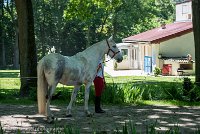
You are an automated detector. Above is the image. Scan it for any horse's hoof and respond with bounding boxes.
[66,114,72,117]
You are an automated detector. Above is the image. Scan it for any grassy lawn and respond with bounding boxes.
[0,70,198,106]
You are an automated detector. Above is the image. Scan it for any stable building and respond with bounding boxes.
[106,0,195,76]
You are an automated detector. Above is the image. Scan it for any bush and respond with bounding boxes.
[153,67,161,77]
[185,84,200,102]
[102,82,125,104]
[123,83,143,103]
[163,83,183,100]
[102,82,144,104]
[142,84,163,100]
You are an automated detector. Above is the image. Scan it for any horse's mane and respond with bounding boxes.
[73,40,104,58]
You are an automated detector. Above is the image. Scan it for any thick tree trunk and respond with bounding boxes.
[15,0,37,96]
[192,0,200,86]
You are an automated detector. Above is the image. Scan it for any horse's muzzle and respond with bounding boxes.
[116,57,123,63]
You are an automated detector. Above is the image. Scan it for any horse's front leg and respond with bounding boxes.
[84,83,93,117]
[66,85,80,117]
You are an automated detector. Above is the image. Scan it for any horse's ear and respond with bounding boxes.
[108,35,113,41]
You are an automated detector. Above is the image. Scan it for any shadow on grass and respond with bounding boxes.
[0,71,20,78]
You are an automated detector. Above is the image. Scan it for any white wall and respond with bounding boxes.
[159,32,195,59]
[176,1,192,22]
[106,46,131,70]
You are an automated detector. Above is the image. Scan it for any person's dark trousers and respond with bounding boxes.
[93,77,105,113]
[95,96,105,113]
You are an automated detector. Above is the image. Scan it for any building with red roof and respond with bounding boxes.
[106,0,194,76]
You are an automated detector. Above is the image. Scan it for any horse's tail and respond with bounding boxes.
[37,60,47,115]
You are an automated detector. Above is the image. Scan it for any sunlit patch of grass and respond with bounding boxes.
[0,78,20,89]
[105,73,195,84]
[137,100,200,106]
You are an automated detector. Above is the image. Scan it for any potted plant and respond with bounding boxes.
[153,67,161,77]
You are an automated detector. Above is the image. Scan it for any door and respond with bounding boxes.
[144,56,152,74]
[130,48,139,69]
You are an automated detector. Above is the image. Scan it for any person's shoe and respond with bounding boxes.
[95,108,105,113]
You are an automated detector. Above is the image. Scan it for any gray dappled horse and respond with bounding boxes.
[37,36,123,123]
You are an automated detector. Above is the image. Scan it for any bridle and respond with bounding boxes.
[106,39,120,59]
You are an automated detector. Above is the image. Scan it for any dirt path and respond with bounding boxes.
[1,104,200,133]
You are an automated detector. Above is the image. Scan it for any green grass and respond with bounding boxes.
[0,70,198,106]
[138,100,200,106]
[0,70,20,78]
[105,73,195,83]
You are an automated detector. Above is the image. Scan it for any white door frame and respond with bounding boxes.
[130,45,139,69]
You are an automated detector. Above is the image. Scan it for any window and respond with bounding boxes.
[179,63,193,70]
[121,49,128,60]
[182,5,188,14]
[121,49,128,56]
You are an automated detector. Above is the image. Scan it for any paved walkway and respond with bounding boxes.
[104,66,146,77]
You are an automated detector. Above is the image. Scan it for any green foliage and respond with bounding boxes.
[163,82,183,100]
[102,82,125,104]
[182,77,196,102]
[114,62,118,70]
[153,67,161,77]
[102,82,144,104]
[142,84,162,100]
[123,84,144,103]
[181,79,200,102]
[1,0,175,66]
[1,70,198,105]
[182,77,193,96]
[0,0,17,68]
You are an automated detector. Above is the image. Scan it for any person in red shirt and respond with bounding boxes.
[93,60,106,113]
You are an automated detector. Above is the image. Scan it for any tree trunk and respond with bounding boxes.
[40,24,46,57]
[0,0,6,68]
[15,0,37,97]
[13,27,19,69]
[2,40,6,67]
[192,0,200,86]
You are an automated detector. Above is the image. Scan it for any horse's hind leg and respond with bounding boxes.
[46,84,57,123]
[66,85,81,117]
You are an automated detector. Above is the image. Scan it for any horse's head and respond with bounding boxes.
[106,36,123,63]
